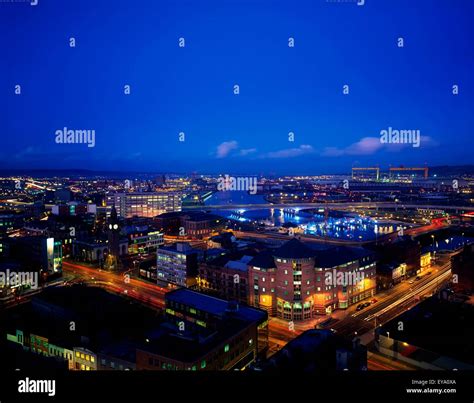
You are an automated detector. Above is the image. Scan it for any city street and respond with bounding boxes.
[61,258,453,370]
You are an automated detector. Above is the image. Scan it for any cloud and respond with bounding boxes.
[239,148,257,156]
[216,141,239,158]
[322,135,439,157]
[322,137,382,157]
[264,144,315,159]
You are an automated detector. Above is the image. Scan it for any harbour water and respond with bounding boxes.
[206,191,404,241]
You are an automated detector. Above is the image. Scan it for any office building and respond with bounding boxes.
[156,243,198,287]
[106,192,181,218]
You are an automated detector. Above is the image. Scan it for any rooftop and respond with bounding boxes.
[166,288,267,324]
[273,238,315,260]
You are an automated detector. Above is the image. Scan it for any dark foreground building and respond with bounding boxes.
[256,329,367,372]
[136,288,268,370]
[0,285,267,371]
[376,292,474,370]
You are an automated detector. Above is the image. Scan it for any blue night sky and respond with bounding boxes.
[1,0,473,175]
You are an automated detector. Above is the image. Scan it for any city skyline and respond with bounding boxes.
[2,0,474,174]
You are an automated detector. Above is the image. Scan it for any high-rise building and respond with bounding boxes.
[156,243,198,287]
[106,192,181,218]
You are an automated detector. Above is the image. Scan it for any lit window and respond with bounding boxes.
[224,344,230,352]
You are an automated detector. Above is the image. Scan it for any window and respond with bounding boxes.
[224,344,230,352]
[201,360,206,369]
[76,352,80,358]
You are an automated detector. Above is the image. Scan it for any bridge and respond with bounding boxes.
[183,202,474,212]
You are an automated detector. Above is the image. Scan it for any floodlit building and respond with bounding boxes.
[249,238,377,320]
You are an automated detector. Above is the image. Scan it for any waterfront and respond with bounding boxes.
[206,191,409,241]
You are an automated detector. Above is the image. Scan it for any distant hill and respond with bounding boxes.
[429,165,474,176]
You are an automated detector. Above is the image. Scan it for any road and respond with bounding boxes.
[62,261,168,310]
[58,260,452,371]
[264,261,452,369]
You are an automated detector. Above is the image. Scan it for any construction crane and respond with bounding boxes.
[389,165,429,179]
[351,167,380,181]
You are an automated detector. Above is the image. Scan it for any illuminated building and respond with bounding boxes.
[198,253,251,304]
[2,286,153,371]
[154,211,223,239]
[249,239,377,321]
[72,237,127,264]
[106,192,181,218]
[51,202,97,216]
[156,243,198,287]
[420,252,432,271]
[0,211,25,234]
[377,262,407,290]
[73,348,97,371]
[126,228,164,255]
[105,206,123,270]
[7,236,62,278]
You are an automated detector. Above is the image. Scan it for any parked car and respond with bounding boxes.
[356,304,364,311]
[370,298,378,304]
[415,276,422,281]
